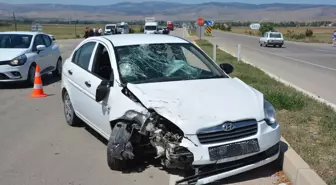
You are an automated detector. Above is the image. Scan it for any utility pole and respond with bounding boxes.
[75,20,78,37]
[13,12,17,31]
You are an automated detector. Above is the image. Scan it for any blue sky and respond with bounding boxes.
[0,0,335,5]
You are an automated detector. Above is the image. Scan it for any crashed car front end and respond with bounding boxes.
[107,83,280,185]
[106,41,280,185]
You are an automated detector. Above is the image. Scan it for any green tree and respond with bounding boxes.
[259,23,274,35]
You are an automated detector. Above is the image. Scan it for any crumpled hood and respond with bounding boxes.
[127,78,265,134]
[0,49,28,61]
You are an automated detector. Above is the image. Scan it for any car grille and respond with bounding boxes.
[197,120,258,145]
[0,73,9,79]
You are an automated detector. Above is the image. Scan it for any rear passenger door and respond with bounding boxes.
[65,41,97,123]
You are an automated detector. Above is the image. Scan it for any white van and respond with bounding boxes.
[104,24,117,35]
[116,22,129,34]
[144,22,158,34]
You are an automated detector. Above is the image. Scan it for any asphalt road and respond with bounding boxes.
[195,29,336,105]
[0,35,282,185]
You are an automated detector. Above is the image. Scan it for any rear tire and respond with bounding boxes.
[63,91,80,126]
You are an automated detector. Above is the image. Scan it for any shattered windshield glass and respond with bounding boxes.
[116,43,227,84]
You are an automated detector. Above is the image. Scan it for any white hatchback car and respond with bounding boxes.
[259,31,284,48]
[61,34,280,185]
[0,31,62,85]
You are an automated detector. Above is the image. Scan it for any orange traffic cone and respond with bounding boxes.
[29,65,47,98]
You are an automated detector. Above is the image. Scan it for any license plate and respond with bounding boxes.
[208,139,260,161]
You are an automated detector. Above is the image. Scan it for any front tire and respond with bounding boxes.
[107,122,133,171]
[53,58,62,77]
[63,91,80,126]
[26,64,36,86]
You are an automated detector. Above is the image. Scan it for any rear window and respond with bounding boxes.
[270,33,282,38]
[145,26,157,30]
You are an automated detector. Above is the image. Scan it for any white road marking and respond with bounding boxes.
[242,44,336,72]
[169,174,184,185]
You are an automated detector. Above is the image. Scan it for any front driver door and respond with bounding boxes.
[81,42,114,138]
[32,34,48,72]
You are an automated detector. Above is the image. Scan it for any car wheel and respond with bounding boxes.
[107,122,132,171]
[26,64,36,86]
[63,91,80,126]
[279,44,283,48]
[52,58,62,77]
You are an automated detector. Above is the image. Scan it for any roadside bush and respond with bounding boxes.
[305,28,314,37]
[129,28,135,34]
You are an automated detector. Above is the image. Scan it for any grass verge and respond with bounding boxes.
[195,39,336,185]
[0,24,144,39]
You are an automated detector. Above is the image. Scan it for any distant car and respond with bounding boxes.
[61,34,280,185]
[162,28,170,34]
[157,28,163,34]
[259,31,284,47]
[0,31,62,85]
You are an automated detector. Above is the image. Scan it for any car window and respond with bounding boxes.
[72,48,81,64]
[115,43,227,84]
[33,35,45,51]
[264,33,268,38]
[42,35,51,47]
[270,33,282,38]
[0,34,32,49]
[76,42,96,70]
[91,43,112,80]
[181,47,211,72]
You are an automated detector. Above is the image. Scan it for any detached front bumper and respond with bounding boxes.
[0,64,28,82]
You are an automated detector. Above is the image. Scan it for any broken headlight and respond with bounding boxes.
[264,100,276,126]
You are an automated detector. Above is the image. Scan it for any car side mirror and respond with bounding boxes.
[36,45,46,52]
[95,80,113,102]
[219,63,234,74]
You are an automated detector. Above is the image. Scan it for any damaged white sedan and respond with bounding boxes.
[61,34,281,185]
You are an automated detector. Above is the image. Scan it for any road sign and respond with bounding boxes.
[249,23,260,30]
[31,23,43,32]
[205,20,214,27]
[197,17,205,26]
[205,26,212,34]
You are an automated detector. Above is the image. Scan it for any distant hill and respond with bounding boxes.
[0,2,335,21]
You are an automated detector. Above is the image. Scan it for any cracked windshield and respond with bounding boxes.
[116,43,226,84]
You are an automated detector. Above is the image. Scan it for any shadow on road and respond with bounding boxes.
[0,74,61,89]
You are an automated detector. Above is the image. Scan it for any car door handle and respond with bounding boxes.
[85,81,91,87]
[68,70,73,75]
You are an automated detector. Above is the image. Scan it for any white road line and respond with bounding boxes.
[169,174,184,185]
[242,44,336,72]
